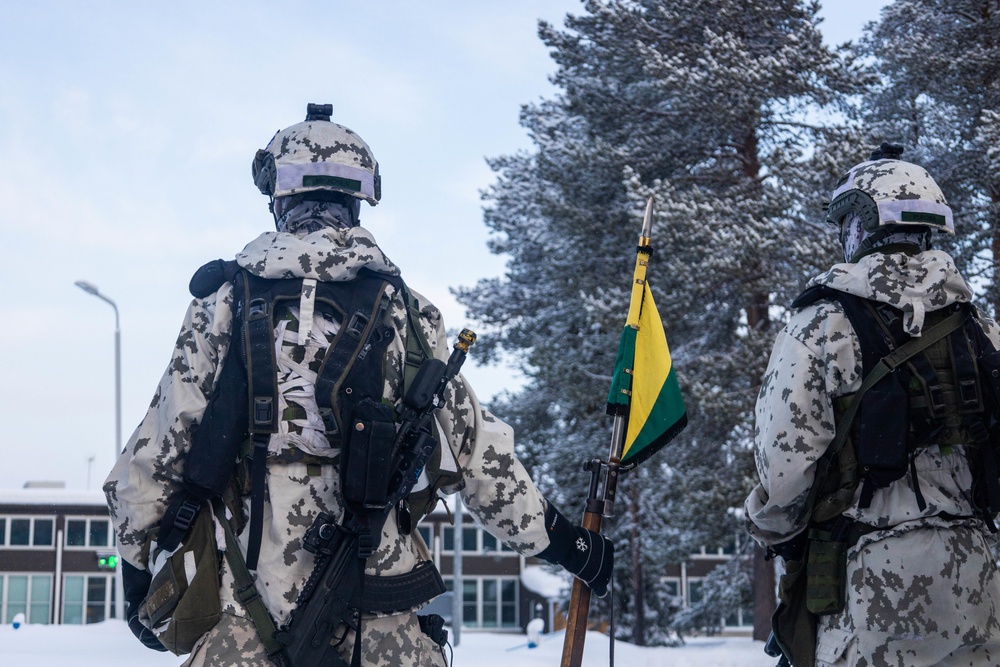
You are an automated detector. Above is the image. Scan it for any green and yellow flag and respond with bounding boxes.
[606,198,687,467]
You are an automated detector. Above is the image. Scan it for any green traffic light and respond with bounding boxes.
[98,555,119,569]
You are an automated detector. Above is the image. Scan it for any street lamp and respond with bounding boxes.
[75,280,125,622]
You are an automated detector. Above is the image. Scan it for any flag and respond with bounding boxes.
[606,199,687,467]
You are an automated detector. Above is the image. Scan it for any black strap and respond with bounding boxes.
[243,274,279,571]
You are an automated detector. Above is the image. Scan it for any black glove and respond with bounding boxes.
[122,559,168,652]
[535,503,614,597]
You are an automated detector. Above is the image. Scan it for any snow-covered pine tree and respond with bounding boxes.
[457,0,859,644]
[857,0,1000,311]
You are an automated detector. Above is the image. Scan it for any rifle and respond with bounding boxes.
[273,329,476,667]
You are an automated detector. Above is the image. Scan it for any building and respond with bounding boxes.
[0,485,749,634]
[0,484,118,625]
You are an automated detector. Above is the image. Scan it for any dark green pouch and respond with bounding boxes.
[806,530,847,616]
[141,502,223,655]
[771,555,817,667]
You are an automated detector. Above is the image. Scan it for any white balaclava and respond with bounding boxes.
[839,210,931,263]
[273,194,359,236]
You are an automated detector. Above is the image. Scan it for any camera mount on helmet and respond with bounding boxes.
[305,103,333,122]
[869,142,904,161]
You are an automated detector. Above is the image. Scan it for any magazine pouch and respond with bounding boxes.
[805,527,847,616]
[341,398,398,515]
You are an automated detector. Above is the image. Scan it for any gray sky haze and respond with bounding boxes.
[0,1,890,490]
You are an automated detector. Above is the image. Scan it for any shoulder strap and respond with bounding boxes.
[805,306,971,519]
[401,283,435,392]
[213,500,287,666]
[241,272,279,571]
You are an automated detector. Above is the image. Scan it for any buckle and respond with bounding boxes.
[929,384,946,414]
[253,397,273,427]
[248,298,268,321]
[960,379,979,408]
[346,311,369,339]
[174,499,200,533]
[237,583,261,605]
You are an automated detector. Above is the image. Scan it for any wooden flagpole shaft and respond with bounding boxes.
[560,414,626,667]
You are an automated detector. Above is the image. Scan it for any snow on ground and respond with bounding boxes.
[0,620,777,666]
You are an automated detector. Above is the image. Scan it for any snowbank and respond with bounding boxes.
[0,620,776,667]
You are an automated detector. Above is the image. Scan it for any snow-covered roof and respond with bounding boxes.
[520,564,570,600]
[0,488,108,507]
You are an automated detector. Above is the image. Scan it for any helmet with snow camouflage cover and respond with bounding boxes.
[826,144,954,236]
[252,103,381,205]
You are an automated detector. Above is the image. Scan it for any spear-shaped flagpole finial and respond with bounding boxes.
[640,196,654,247]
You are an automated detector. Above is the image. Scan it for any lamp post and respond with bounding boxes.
[75,280,125,622]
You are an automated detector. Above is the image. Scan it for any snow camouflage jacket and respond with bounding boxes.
[104,226,550,664]
[746,249,1000,665]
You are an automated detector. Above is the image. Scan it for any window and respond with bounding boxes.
[447,577,519,629]
[1,574,52,624]
[0,517,54,548]
[462,526,478,552]
[443,525,516,554]
[661,578,680,598]
[10,519,30,545]
[688,579,704,606]
[64,518,113,548]
[417,525,432,547]
[62,575,117,624]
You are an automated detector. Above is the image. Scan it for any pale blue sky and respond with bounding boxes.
[0,1,889,490]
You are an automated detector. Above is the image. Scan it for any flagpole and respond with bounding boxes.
[560,198,655,667]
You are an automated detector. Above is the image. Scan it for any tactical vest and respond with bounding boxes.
[793,285,1000,526]
[160,259,461,565]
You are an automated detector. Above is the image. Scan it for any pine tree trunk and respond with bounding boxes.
[992,194,1000,317]
[629,484,646,646]
[751,543,775,642]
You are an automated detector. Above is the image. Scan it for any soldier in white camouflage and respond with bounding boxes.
[746,144,1000,666]
[104,104,614,667]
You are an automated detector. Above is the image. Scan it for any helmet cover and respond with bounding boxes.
[252,105,381,205]
[826,158,953,235]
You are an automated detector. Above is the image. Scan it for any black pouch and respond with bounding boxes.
[341,398,398,514]
[805,529,847,616]
[771,554,817,667]
[858,371,911,487]
[977,347,1000,407]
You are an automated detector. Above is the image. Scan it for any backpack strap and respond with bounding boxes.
[400,283,435,392]
[241,272,280,571]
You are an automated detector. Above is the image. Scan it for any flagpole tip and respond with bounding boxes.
[640,197,654,245]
